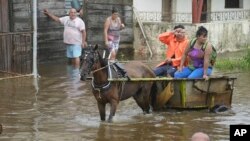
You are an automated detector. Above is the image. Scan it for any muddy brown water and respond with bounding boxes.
[0,54,250,141]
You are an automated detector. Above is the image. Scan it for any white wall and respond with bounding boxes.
[176,0,192,13]
[243,0,250,9]
[133,0,162,12]
[211,0,225,11]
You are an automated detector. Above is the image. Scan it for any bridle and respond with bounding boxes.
[81,49,111,93]
[80,46,126,100]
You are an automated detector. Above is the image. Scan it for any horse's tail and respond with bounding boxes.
[150,82,157,110]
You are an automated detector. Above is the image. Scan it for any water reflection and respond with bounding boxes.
[0,57,249,141]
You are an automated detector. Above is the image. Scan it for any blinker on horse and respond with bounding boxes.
[80,45,156,122]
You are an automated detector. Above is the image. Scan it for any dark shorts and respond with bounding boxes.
[153,64,177,77]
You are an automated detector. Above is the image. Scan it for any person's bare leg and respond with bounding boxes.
[113,51,117,60]
[110,50,116,60]
[75,57,80,68]
[108,49,116,60]
[72,58,80,68]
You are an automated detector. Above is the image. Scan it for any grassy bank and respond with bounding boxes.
[215,50,250,71]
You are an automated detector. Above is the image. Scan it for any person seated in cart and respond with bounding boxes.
[174,26,216,79]
[153,25,189,77]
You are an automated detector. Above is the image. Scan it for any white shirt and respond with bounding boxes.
[59,16,85,45]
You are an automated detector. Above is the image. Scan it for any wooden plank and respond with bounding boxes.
[12,0,31,4]
[0,32,33,35]
[0,0,9,32]
[108,76,236,82]
[87,0,132,5]
[12,3,30,11]
[38,2,66,10]
[164,77,236,109]
[38,28,64,41]
[0,0,2,31]
[38,40,65,62]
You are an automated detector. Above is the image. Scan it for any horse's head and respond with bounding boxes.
[80,45,99,81]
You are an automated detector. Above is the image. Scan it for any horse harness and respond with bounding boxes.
[83,48,128,99]
[91,77,111,98]
[91,62,127,100]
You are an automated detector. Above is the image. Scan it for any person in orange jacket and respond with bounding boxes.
[153,25,189,77]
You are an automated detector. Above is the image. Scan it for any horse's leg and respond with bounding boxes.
[142,90,151,114]
[133,86,151,114]
[97,102,106,121]
[143,84,153,113]
[133,88,146,113]
[108,99,118,122]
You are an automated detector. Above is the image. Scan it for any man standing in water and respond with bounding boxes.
[43,8,87,68]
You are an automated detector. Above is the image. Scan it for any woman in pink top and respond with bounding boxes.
[104,7,125,60]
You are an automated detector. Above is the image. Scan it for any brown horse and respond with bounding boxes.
[80,45,156,122]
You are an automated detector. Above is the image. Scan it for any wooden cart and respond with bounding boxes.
[108,76,237,111]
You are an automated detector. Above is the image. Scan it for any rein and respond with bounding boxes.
[90,56,112,97]
[91,79,111,90]
[90,61,116,74]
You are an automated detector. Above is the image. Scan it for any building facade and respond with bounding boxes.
[134,0,250,23]
[133,0,250,54]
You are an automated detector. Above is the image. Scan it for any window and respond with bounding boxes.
[225,0,243,8]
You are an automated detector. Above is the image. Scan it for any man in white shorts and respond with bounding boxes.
[44,8,87,68]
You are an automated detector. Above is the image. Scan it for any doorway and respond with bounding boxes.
[200,0,207,23]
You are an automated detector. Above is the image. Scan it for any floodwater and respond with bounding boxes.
[0,54,250,141]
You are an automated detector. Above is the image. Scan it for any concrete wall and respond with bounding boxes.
[200,21,250,52]
[134,21,250,55]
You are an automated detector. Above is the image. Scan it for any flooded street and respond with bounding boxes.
[0,57,250,141]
